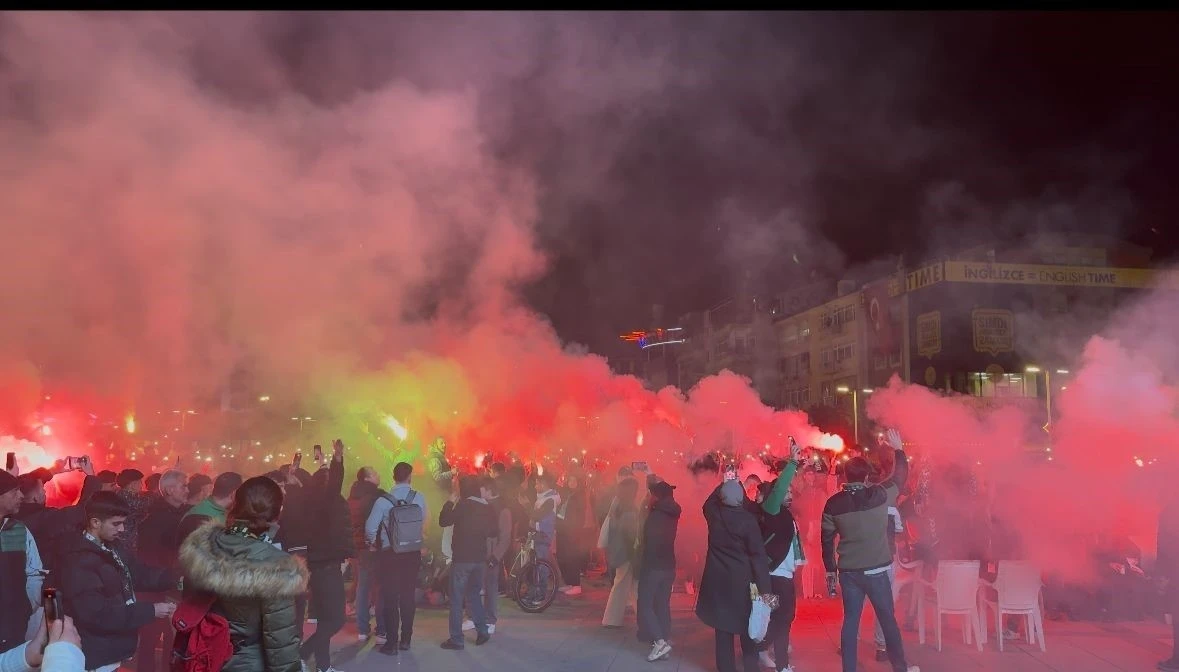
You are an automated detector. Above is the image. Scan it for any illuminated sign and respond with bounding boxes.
[620,327,685,349]
[906,263,945,292]
[893,261,1179,293]
[916,311,942,359]
[972,309,1014,356]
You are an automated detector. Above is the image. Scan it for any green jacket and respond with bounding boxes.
[179,522,308,672]
[183,498,227,524]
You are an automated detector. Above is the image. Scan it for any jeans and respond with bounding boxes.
[637,568,674,642]
[484,560,500,625]
[300,562,346,671]
[377,550,420,645]
[448,562,488,645]
[873,562,898,648]
[353,551,386,636]
[760,575,797,668]
[714,629,759,672]
[839,570,909,672]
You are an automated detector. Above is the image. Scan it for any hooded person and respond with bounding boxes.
[696,477,772,672]
[0,470,43,655]
[114,468,149,556]
[637,478,681,662]
[179,476,309,672]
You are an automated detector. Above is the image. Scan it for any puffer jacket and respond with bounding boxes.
[179,522,309,672]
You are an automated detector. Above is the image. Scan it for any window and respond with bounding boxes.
[800,325,811,340]
[966,372,1041,398]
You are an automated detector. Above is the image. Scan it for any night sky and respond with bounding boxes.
[514,12,1179,352]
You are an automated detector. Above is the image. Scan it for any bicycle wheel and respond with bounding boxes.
[515,560,559,613]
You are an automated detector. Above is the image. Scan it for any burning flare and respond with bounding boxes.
[384,415,408,442]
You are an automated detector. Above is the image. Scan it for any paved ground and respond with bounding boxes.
[300,580,1175,672]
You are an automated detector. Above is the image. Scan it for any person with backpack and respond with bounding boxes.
[178,475,308,672]
[365,462,427,656]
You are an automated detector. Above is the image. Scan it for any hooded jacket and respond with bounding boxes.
[695,483,771,634]
[57,531,174,669]
[179,522,309,672]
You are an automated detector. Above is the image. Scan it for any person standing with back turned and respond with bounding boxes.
[822,455,920,672]
[365,462,427,656]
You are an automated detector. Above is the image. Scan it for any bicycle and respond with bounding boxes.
[507,531,559,613]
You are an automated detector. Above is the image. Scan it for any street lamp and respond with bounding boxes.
[171,410,197,430]
[836,386,873,445]
[291,416,316,433]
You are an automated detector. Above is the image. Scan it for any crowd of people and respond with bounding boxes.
[3,427,1178,672]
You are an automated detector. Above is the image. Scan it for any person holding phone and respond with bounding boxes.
[0,610,85,672]
[696,473,771,672]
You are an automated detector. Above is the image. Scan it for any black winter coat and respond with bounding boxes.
[137,497,189,570]
[180,522,309,672]
[306,458,355,564]
[639,495,681,574]
[15,502,74,580]
[695,484,772,635]
[58,532,175,669]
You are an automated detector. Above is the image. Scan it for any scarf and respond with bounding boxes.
[84,531,136,604]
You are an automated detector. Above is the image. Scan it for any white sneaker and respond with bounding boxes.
[780,666,795,672]
[647,639,672,662]
[488,624,496,634]
[307,618,318,624]
[357,634,368,642]
[462,619,475,631]
[565,586,583,596]
[558,585,572,593]
[758,650,775,668]
[375,633,388,643]
[906,667,921,672]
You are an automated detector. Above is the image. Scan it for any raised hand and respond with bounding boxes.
[885,428,904,452]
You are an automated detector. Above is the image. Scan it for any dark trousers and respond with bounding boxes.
[714,629,759,672]
[301,562,346,671]
[135,600,174,672]
[556,532,586,587]
[839,570,908,672]
[377,550,421,645]
[637,568,674,642]
[761,575,796,668]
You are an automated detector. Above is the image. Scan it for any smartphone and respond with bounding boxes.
[4,452,14,472]
[312,445,324,463]
[723,464,738,481]
[42,587,61,623]
[293,452,302,469]
[65,456,76,471]
[631,461,649,473]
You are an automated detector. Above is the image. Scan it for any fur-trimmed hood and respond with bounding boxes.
[179,521,307,599]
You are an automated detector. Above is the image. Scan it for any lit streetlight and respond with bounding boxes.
[291,416,316,433]
[835,385,873,445]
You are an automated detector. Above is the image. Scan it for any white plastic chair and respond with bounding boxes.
[894,557,924,624]
[978,561,1046,652]
[917,560,985,652]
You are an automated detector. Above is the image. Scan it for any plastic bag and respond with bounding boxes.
[748,584,774,642]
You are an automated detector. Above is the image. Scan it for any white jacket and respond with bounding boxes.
[0,641,86,672]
